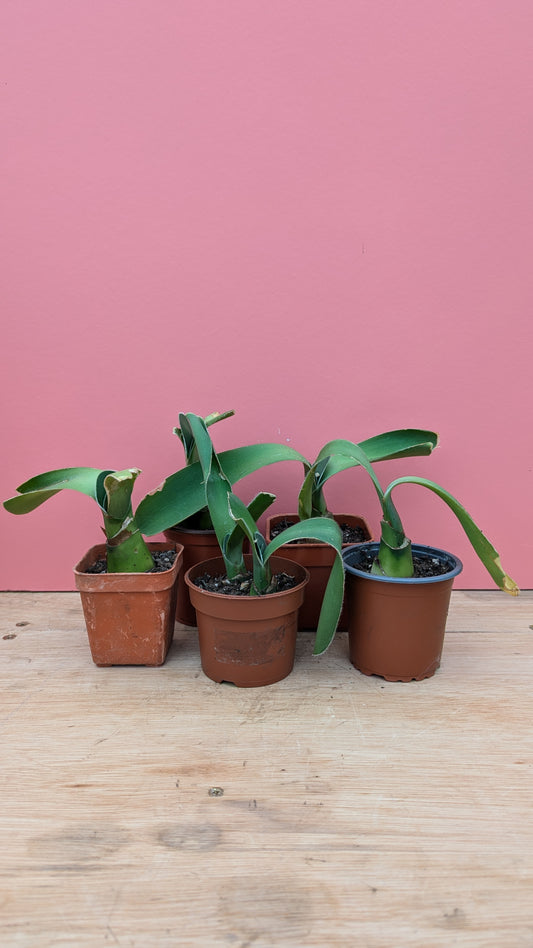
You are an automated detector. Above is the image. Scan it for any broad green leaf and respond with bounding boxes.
[265,516,345,654]
[136,444,308,536]
[384,476,519,594]
[246,491,276,522]
[298,430,437,520]
[4,467,115,515]
[316,429,439,465]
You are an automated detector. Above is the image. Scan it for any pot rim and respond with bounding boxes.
[73,542,183,589]
[164,524,216,538]
[184,554,310,599]
[265,512,372,547]
[342,542,463,585]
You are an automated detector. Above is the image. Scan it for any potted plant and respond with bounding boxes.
[135,411,311,626]
[340,443,519,681]
[3,467,184,666]
[266,429,439,630]
[163,413,346,687]
[163,410,235,625]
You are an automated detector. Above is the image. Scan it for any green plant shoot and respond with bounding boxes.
[173,413,345,654]
[298,429,440,520]
[336,443,519,595]
[4,467,154,573]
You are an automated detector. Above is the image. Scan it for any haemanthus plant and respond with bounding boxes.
[168,413,346,653]
[4,467,157,573]
[338,442,519,593]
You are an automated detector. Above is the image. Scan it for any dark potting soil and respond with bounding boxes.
[85,550,177,574]
[353,549,450,578]
[193,569,298,596]
[270,518,368,544]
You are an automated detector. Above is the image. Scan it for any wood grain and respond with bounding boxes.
[1,591,532,947]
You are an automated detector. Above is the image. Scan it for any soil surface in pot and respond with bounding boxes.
[353,549,449,578]
[85,550,177,574]
[193,569,298,596]
[270,518,367,544]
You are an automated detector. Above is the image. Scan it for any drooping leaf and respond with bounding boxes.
[265,516,345,654]
[298,430,438,520]
[4,467,115,515]
[383,476,519,594]
[315,429,439,465]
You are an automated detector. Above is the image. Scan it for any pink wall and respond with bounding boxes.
[2,1,531,591]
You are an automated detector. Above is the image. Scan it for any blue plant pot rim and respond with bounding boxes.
[342,542,463,585]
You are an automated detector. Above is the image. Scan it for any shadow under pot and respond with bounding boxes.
[74,542,183,667]
[342,543,463,682]
[185,555,309,687]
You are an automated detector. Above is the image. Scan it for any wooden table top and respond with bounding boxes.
[1,590,532,947]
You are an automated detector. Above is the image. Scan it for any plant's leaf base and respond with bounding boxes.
[85,550,177,575]
[354,549,450,578]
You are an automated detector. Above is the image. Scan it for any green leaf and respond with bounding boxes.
[384,476,519,594]
[174,410,235,465]
[298,430,438,520]
[4,467,115,515]
[136,443,308,536]
[227,493,271,592]
[223,492,276,581]
[265,516,345,654]
[316,429,439,465]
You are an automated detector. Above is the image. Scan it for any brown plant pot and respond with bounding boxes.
[164,525,221,626]
[343,543,463,681]
[74,542,183,667]
[265,514,371,631]
[185,555,309,687]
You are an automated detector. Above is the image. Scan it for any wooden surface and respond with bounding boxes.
[1,590,532,948]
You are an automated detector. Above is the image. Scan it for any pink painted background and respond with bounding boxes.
[1,1,531,591]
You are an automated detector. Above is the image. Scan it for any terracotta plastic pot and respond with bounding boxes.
[74,542,183,667]
[266,514,371,631]
[185,555,309,687]
[343,543,463,681]
[164,525,220,626]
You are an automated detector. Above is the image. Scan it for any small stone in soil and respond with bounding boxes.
[193,570,298,596]
[85,550,177,574]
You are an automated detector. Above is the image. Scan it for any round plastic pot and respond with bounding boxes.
[164,525,221,626]
[342,543,463,681]
[74,542,183,667]
[185,555,309,687]
[266,514,371,631]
